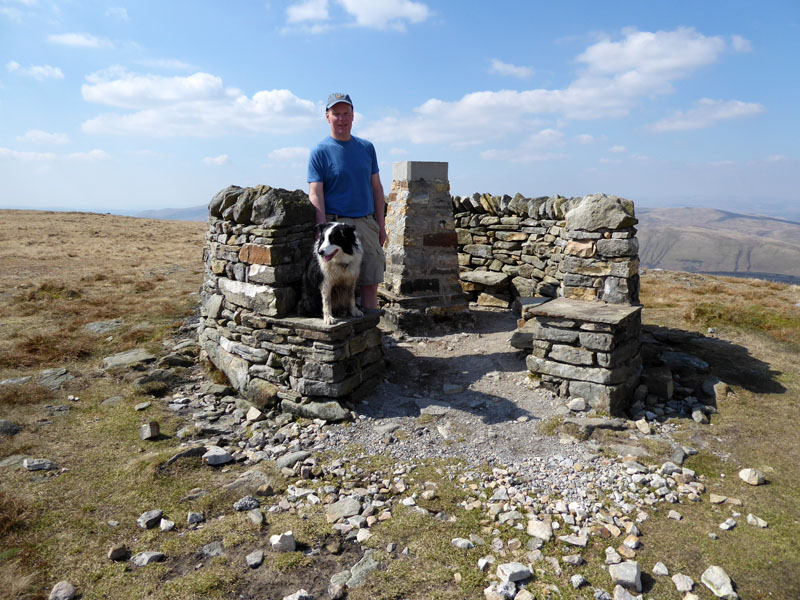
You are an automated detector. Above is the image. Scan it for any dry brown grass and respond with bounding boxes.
[0,384,55,407]
[0,490,28,538]
[0,210,204,379]
[0,560,37,600]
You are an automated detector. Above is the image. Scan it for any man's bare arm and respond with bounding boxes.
[371,173,386,246]
[308,181,326,225]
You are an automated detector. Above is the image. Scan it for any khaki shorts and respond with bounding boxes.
[326,214,385,286]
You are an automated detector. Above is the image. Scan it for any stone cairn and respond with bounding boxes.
[380,161,473,334]
[454,192,643,415]
[199,185,384,421]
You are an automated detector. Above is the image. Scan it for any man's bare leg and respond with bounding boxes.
[360,284,379,310]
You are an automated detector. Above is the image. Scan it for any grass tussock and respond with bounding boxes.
[0,383,55,407]
[19,281,83,302]
[0,332,99,369]
[0,560,38,600]
[0,491,28,538]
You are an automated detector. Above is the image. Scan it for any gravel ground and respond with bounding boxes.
[321,307,598,468]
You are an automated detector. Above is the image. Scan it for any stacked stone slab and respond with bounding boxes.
[381,162,472,334]
[199,185,384,420]
[453,193,639,306]
[517,298,642,415]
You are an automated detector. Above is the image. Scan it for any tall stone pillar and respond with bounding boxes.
[380,161,473,334]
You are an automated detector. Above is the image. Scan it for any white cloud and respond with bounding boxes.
[134,58,193,71]
[82,68,224,108]
[578,27,725,75]
[362,27,734,147]
[6,60,64,81]
[48,32,113,48]
[0,147,110,161]
[338,0,430,30]
[106,6,129,21]
[17,130,70,144]
[489,59,533,79]
[287,0,329,23]
[389,147,408,155]
[0,0,35,22]
[80,69,319,137]
[649,98,764,131]
[608,145,626,153]
[574,134,594,144]
[203,154,229,166]
[268,146,310,162]
[287,0,431,31]
[731,35,753,52]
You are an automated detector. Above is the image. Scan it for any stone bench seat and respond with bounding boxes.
[514,297,641,415]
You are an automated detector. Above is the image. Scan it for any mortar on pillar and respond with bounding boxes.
[380,161,474,334]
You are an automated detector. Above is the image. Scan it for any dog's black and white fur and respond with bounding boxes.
[297,222,363,325]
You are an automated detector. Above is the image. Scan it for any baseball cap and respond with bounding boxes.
[326,93,353,110]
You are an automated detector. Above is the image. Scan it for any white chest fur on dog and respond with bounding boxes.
[298,222,364,324]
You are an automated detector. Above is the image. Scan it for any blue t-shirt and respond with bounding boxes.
[307,135,379,218]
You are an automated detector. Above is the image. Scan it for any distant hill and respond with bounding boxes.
[137,205,207,221]
[136,203,800,281]
[636,207,800,280]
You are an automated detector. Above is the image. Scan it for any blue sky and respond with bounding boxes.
[1,0,799,219]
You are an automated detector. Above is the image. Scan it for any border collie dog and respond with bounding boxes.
[298,222,364,324]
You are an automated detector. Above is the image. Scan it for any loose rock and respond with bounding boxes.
[136,509,163,529]
[496,562,530,582]
[738,468,765,486]
[138,421,160,440]
[48,580,76,600]
[270,531,296,552]
[131,551,165,566]
[233,495,260,511]
[23,458,57,471]
[672,573,694,593]
[202,446,233,466]
[246,549,264,568]
[609,561,641,592]
[0,419,21,436]
[746,513,768,528]
[701,565,738,600]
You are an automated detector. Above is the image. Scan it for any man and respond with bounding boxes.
[307,92,386,310]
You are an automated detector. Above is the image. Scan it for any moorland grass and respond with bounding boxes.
[2,212,800,599]
[686,301,800,348]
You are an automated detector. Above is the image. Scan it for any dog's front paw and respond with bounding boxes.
[351,308,364,318]
[323,314,335,325]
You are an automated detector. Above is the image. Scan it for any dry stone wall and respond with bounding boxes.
[453,192,640,307]
[199,185,384,421]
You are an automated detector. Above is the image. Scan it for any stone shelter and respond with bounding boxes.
[198,164,644,419]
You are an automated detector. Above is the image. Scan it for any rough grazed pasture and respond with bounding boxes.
[1,209,799,599]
